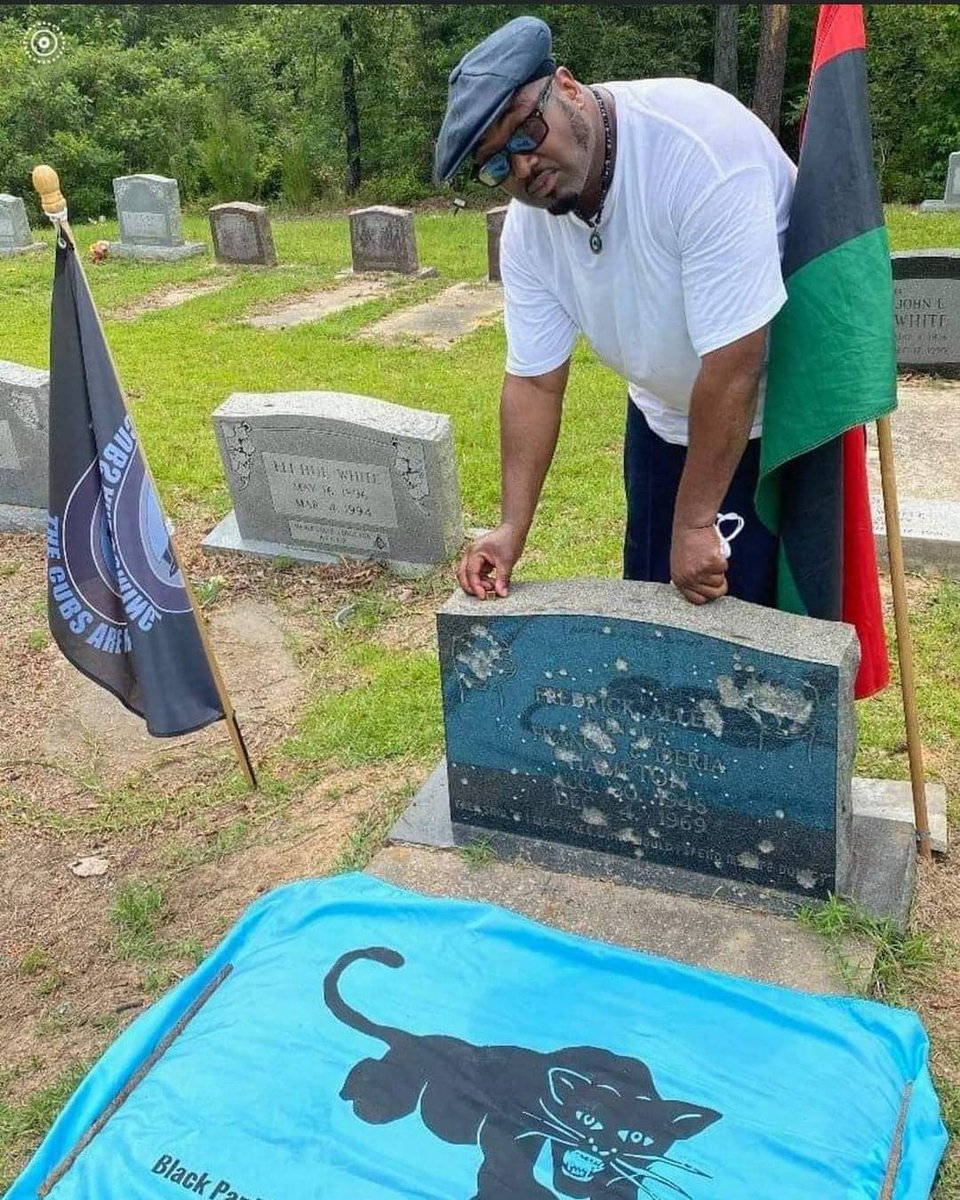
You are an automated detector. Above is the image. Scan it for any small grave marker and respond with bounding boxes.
[209,202,277,266]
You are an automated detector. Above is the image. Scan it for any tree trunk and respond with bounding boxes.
[341,15,361,195]
[713,5,739,95]
[753,5,790,135]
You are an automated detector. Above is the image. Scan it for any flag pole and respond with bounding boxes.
[876,414,931,860]
[31,165,258,792]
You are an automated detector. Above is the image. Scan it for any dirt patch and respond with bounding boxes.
[245,274,412,329]
[107,278,232,322]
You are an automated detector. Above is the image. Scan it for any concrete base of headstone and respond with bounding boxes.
[360,282,504,349]
[851,775,948,854]
[919,200,960,212]
[392,760,918,931]
[0,242,45,259]
[367,846,876,995]
[105,241,206,262]
[873,496,960,577]
[0,503,46,533]
[201,508,435,579]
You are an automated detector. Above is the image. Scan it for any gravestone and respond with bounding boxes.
[0,360,49,531]
[108,174,205,261]
[893,251,960,377]
[486,206,508,283]
[349,206,420,274]
[209,201,277,266]
[0,194,44,258]
[920,152,960,211]
[436,582,858,904]
[203,391,463,575]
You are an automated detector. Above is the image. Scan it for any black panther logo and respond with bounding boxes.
[324,948,721,1199]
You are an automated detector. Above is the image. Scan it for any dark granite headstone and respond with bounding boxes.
[349,206,419,274]
[438,581,858,901]
[486,206,508,283]
[893,250,960,377]
[209,201,277,266]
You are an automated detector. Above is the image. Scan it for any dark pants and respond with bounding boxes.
[622,399,779,606]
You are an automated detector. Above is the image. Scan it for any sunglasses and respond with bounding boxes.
[472,76,554,188]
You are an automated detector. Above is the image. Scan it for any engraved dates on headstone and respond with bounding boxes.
[893,251,960,377]
[207,390,463,569]
[349,206,419,274]
[439,581,858,900]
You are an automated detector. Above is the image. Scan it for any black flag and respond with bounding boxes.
[45,238,224,737]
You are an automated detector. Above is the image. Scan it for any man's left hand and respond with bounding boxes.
[671,523,728,605]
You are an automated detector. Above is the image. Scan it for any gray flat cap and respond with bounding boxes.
[434,16,555,184]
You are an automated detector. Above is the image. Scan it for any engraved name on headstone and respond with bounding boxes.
[209,202,277,266]
[0,361,49,521]
[110,175,204,261]
[349,206,419,274]
[486,206,509,284]
[438,581,858,901]
[893,251,960,377]
[205,391,463,572]
[0,194,44,258]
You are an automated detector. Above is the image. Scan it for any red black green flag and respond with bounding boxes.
[756,4,894,700]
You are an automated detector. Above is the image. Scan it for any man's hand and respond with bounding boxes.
[671,523,728,605]
[457,523,526,599]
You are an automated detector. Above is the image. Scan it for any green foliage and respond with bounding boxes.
[0,4,955,215]
[109,878,168,964]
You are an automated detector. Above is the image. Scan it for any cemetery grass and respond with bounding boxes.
[0,207,959,1191]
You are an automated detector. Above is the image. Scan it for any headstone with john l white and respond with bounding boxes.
[108,175,205,262]
[893,250,960,378]
[203,391,463,576]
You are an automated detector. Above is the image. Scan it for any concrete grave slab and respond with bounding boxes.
[867,380,960,576]
[360,282,504,348]
[851,776,948,854]
[209,201,277,266]
[246,277,404,329]
[0,360,48,529]
[108,174,204,262]
[367,846,876,995]
[0,194,44,258]
[203,390,463,574]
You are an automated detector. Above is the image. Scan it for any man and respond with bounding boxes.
[434,16,796,607]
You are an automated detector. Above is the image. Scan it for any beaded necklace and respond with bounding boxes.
[575,86,614,254]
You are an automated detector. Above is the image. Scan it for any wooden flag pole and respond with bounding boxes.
[876,414,931,860]
[32,165,258,792]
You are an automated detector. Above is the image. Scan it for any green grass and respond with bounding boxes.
[0,1061,89,1192]
[459,836,497,869]
[109,878,168,964]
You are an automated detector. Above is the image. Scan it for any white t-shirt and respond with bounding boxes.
[500,78,796,444]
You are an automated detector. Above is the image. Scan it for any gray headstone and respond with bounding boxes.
[206,391,463,571]
[109,174,204,261]
[486,206,508,283]
[209,201,277,266]
[892,251,960,377]
[0,361,49,511]
[0,194,43,258]
[349,206,419,274]
[438,580,859,902]
[919,151,960,211]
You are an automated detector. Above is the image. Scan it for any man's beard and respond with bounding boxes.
[547,192,580,216]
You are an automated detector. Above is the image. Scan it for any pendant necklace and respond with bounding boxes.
[577,87,614,255]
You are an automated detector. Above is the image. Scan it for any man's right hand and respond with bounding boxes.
[456,523,526,600]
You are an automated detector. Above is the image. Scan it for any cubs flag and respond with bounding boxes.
[5,875,947,1199]
[46,237,223,736]
[756,4,894,700]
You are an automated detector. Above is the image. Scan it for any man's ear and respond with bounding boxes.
[554,66,583,106]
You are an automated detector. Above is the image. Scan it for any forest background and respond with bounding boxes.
[1,3,958,221]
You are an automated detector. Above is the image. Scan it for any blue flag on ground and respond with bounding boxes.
[45,238,223,736]
[5,873,946,1200]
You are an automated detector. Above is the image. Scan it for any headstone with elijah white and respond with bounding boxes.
[203,390,463,577]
